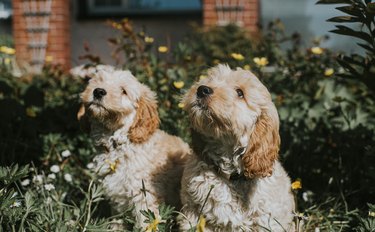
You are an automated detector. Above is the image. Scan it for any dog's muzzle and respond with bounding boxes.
[93,88,107,100]
[197,85,213,98]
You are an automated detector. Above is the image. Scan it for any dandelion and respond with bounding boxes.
[145,36,154,43]
[45,55,53,62]
[243,64,251,70]
[291,180,302,190]
[311,46,323,55]
[10,201,21,208]
[145,218,160,232]
[197,215,206,232]
[105,159,119,173]
[64,173,73,182]
[253,57,269,67]
[158,46,168,53]
[0,46,15,55]
[173,81,185,89]
[47,173,56,179]
[21,179,30,186]
[86,162,95,169]
[50,165,60,173]
[44,183,55,191]
[32,175,43,184]
[324,68,334,77]
[4,58,11,65]
[199,74,207,80]
[231,53,244,60]
[26,107,36,117]
[61,149,71,158]
[178,102,185,108]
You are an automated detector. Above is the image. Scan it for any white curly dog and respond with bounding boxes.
[178,64,295,231]
[74,65,190,229]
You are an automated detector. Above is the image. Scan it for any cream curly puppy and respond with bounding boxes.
[75,65,190,229]
[178,64,295,231]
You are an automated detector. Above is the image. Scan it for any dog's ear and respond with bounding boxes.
[128,92,160,143]
[242,110,280,178]
[77,104,91,133]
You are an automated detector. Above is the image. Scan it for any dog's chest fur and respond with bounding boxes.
[91,126,186,212]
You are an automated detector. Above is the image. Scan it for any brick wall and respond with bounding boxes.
[12,0,71,71]
[203,0,259,32]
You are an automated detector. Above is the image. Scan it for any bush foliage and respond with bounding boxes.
[1,1,375,230]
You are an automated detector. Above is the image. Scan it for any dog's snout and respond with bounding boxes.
[93,88,107,99]
[197,85,213,98]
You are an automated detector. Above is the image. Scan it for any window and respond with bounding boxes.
[0,0,12,19]
[86,0,202,16]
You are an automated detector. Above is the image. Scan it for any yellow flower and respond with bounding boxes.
[145,218,160,232]
[369,211,375,217]
[311,47,323,55]
[26,107,36,118]
[213,59,220,64]
[197,215,206,232]
[0,46,15,55]
[231,53,244,61]
[243,64,251,70]
[199,74,207,80]
[45,55,53,63]
[178,102,185,108]
[291,180,302,190]
[4,58,11,65]
[158,46,168,53]
[324,68,334,77]
[145,36,154,43]
[253,57,269,67]
[173,81,184,89]
[105,159,120,173]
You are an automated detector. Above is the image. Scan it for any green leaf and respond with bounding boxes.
[336,57,361,76]
[336,6,365,17]
[330,25,373,44]
[327,16,361,23]
[357,43,375,54]
[316,0,351,4]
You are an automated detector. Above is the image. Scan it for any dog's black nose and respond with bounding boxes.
[197,85,213,98]
[93,88,107,99]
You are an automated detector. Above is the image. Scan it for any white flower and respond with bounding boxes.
[50,165,60,173]
[86,162,94,169]
[32,175,43,184]
[46,197,52,204]
[61,150,71,158]
[10,201,21,208]
[65,219,75,227]
[21,179,30,186]
[64,174,72,182]
[315,227,320,232]
[44,184,55,191]
[48,173,56,179]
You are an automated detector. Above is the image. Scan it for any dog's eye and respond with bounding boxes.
[236,89,244,98]
[122,88,127,95]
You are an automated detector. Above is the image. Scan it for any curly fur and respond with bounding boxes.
[178,64,295,231]
[76,65,190,229]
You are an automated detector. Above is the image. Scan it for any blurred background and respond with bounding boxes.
[0,0,359,69]
[0,0,374,231]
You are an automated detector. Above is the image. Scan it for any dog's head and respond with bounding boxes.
[183,64,279,178]
[79,66,159,143]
